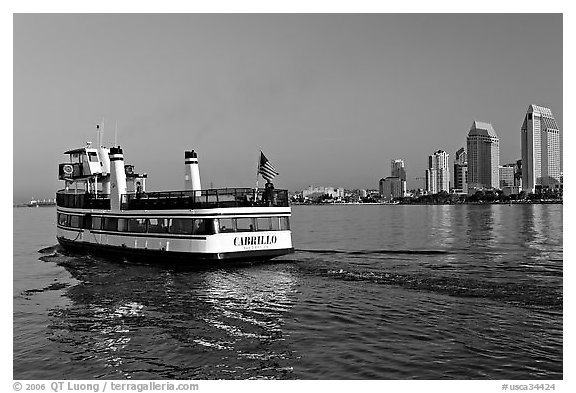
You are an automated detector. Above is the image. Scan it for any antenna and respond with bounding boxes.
[115,120,118,146]
[101,119,105,147]
[100,124,104,147]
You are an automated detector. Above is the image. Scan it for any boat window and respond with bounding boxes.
[69,215,83,228]
[280,217,290,231]
[92,216,102,230]
[117,218,129,232]
[256,217,272,231]
[236,218,255,232]
[270,217,280,231]
[192,219,209,235]
[148,218,169,233]
[103,217,118,231]
[83,214,92,230]
[58,213,69,226]
[169,218,193,234]
[218,218,235,233]
[207,219,219,235]
[88,152,99,162]
[128,218,147,233]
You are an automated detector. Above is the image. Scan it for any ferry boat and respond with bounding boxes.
[56,140,294,263]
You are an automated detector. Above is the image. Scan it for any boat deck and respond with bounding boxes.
[56,187,289,210]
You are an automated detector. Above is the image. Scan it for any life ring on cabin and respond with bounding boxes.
[63,164,74,175]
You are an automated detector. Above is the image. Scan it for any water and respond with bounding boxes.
[13,204,563,379]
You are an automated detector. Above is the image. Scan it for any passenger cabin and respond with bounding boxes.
[59,146,102,180]
[58,144,147,204]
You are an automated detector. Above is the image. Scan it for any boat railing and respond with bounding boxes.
[122,188,289,210]
[56,188,289,210]
[56,190,111,209]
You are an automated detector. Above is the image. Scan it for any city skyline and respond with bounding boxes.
[13,14,562,203]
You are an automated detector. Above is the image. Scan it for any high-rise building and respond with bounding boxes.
[467,121,500,192]
[515,159,523,188]
[379,177,406,201]
[379,159,407,200]
[426,150,450,194]
[391,159,406,181]
[499,164,516,188]
[521,105,561,192]
[453,147,468,193]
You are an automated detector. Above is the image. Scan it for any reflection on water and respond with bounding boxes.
[38,254,298,379]
[287,204,562,379]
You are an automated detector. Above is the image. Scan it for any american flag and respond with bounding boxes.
[258,151,279,182]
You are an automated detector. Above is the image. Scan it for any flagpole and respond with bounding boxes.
[255,149,261,201]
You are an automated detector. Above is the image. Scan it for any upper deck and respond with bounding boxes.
[56,187,289,211]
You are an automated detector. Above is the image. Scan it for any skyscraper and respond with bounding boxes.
[391,159,406,181]
[426,150,450,194]
[453,147,468,193]
[521,105,561,193]
[467,121,499,192]
[379,177,405,201]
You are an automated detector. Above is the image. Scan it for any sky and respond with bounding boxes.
[13,13,562,202]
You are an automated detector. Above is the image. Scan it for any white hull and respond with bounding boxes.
[56,206,293,262]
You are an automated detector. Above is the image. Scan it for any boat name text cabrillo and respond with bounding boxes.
[234,235,277,247]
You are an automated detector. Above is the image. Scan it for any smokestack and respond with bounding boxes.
[109,146,127,211]
[98,146,111,194]
[184,150,202,196]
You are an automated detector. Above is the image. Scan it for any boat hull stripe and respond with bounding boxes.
[56,209,290,218]
[57,236,294,262]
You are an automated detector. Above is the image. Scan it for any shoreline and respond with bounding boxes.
[291,200,562,206]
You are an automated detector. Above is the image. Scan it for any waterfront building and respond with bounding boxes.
[453,147,468,193]
[379,177,406,201]
[500,160,522,196]
[499,164,516,188]
[391,159,407,181]
[426,150,450,194]
[515,159,523,189]
[366,189,380,199]
[303,185,344,200]
[521,105,561,193]
[467,121,500,193]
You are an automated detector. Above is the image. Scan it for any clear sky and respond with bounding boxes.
[13,13,562,202]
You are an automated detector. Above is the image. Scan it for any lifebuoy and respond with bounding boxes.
[63,164,74,175]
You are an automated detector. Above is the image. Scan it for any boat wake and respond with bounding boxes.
[38,244,63,254]
[295,248,452,255]
[22,282,71,298]
[296,263,562,311]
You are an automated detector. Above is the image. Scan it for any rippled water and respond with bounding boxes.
[13,204,563,379]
